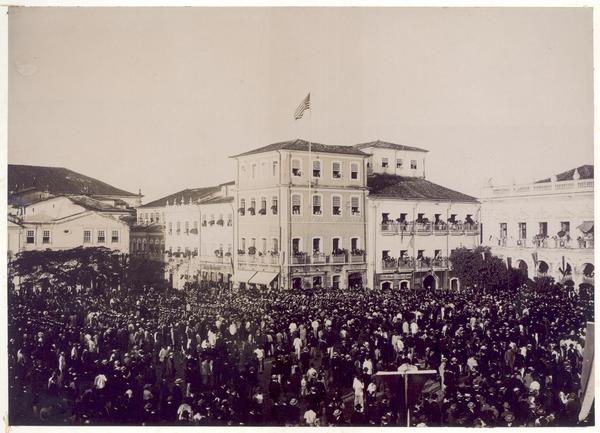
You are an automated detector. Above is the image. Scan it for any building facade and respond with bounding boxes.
[130,224,165,261]
[481,165,594,288]
[7,195,131,255]
[361,142,481,290]
[139,183,235,289]
[232,139,369,290]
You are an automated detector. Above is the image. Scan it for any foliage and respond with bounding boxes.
[449,246,508,290]
[9,247,165,293]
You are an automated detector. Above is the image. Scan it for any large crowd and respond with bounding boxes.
[8,281,594,426]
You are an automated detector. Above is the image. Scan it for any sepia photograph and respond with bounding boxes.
[4,5,596,428]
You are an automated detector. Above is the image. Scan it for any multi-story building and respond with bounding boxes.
[7,195,131,257]
[232,139,369,290]
[481,165,594,288]
[359,141,481,290]
[139,182,235,288]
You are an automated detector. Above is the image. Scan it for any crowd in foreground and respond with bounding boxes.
[8,280,594,426]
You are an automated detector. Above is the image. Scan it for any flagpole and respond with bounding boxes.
[308,93,312,270]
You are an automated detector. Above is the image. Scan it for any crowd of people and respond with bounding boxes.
[8,280,594,426]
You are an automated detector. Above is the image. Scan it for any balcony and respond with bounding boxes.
[312,253,327,264]
[414,223,433,236]
[331,253,346,264]
[349,251,365,263]
[381,221,479,236]
[381,256,450,272]
[500,235,594,250]
[291,253,309,264]
[486,178,594,198]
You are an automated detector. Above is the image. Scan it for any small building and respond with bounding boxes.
[8,195,131,255]
[130,223,164,261]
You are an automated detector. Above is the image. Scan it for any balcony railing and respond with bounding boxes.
[382,257,450,271]
[486,178,594,198]
[349,252,365,263]
[312,253,327,264]
[498,236,594,250]
[382,221,479,236]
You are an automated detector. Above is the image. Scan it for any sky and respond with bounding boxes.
[8,7,594,203]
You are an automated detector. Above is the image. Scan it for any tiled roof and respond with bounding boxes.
[131,223,164,233]
[367,174,478,203]
[8,164,138,197]
[231,139,368,158]
[67,195,130,212]
[354,140,428,153]
[140,186,221,208]
[200,196,234,205]
[535,165,594,183]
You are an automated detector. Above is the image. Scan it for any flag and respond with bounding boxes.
[481,252,485,261]
[531,252,538,265]
[294,93,311,120]
[579,322,594,422]
[507,257,512,269]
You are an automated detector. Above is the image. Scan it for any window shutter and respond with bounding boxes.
[351,197,359,207]
[292,194,301,206]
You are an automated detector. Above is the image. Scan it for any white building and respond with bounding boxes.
[360,141,481,290]
[480,165,594,288]
[7,195,131,257]
[140,182,235,289]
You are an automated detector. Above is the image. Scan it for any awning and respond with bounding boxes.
[232,270,257,284]
[578,221,594,234]
[248,272,279,286]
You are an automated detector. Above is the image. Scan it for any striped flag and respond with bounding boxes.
[294,93,311,120]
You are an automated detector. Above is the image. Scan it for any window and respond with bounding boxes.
[560,221,570,233]
[240,198,246,210]
[111,230,119,243]
[26,230,35,244]
[272,238,279,253]
[312,238,321,253]
[434,249,441,258]
[260,197,267,214]
[351,237,359,251]
[332,195,341,216]
[332,162,341,178]
[249,198,256,215]
[261,238,267,252]
[332,237,340,251]
[417,250,424,259]
[98,230,106,243]
[292,194,301,215]
[312,160,321,177]
[350,163,359,180]
[382,250,390,260]
[250,238,256,248]
[42,230,51,244]
[155,213,160,223]
[351,197,360,215]
[539,222,547,237]
[411,160,417,169]
[227,214,232,226]
[272,161,278,176]
[332,275,340,290]
[241,238,246,251]
[168,222,173,233]
[500,223,507,238]
[176,222,181,234]
[251,164,257,178]
[83,230,91,244]
[381,158,389,168]
[185,221,189,234]
[292,159,301,176]
[518,223,527,240]
[400,250,408,258]
[194,221,198,230]
[292,238,301,253]
[396,159,403,168]
[312,195,322,215]
[271,196,278,215]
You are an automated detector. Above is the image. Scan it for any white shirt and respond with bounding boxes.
[353,377,364,394]
[304,409,317,425]
[94,374,107,389]
[362,359,373,375]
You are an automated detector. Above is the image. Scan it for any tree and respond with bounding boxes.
[450,246,508,291]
